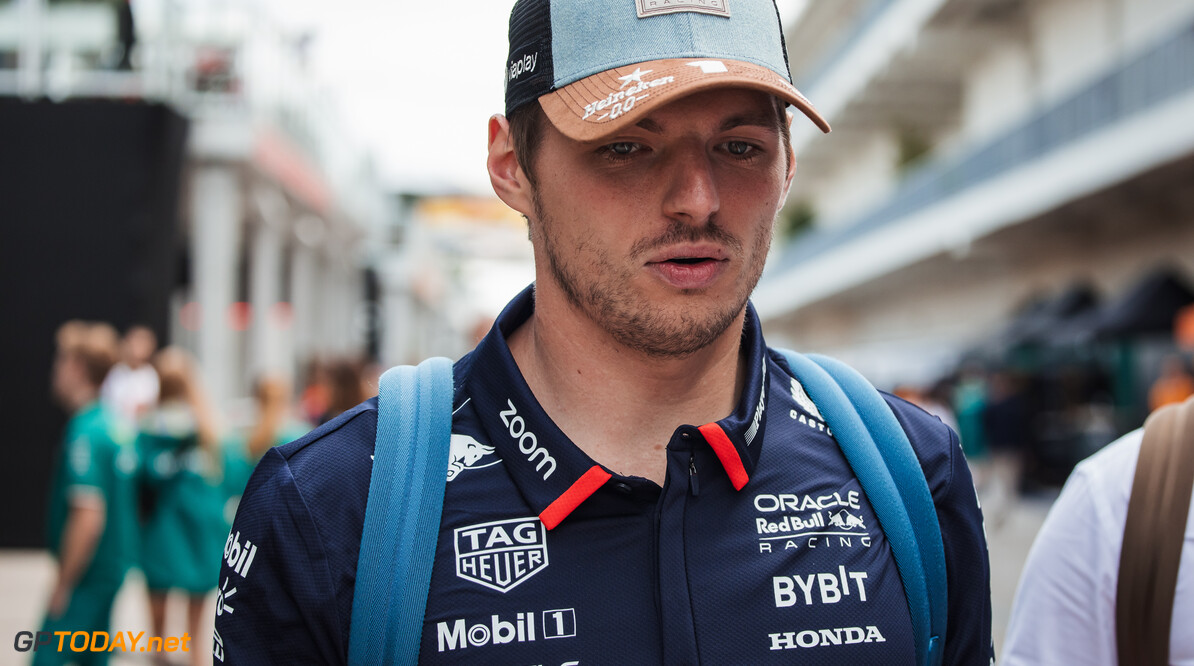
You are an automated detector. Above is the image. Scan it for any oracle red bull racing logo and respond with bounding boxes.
[455,517,549,593]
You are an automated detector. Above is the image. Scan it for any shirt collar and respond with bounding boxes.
[464,285,771,528]
[700,300,769,489]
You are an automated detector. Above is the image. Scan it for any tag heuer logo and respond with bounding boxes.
[636,0,730,19]
[454,517,549,593]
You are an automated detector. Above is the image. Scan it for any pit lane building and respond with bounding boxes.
[759,0,1194,392]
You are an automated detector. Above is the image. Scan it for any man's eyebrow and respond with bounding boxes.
[634,118,664,134]
[629,112,779,134]
[720,112,780,132]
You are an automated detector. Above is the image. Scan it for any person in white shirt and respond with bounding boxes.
[1002,427,1194,664]
[101,325,160,426]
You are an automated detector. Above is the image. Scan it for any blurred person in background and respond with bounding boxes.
[101,324,159,428]
[981,369,1031,525]
[952,364,989,460]
[298,358,330,425]
[893,381,959,433]
[1149,353,1194,412]
[222,373,311,517]
[317,357,366,425]
[115,0,136,71]
[136,347,225,666]
[40,321,138,666]
[242,373,310,463]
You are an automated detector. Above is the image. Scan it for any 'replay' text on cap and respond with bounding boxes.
[504,0,831,142]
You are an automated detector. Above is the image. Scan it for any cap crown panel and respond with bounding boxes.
[549,0,790,87]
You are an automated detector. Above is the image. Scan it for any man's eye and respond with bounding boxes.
[607,142,639,155]
[724,141,755,156]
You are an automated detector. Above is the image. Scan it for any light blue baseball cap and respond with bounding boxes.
[504,0,830,141]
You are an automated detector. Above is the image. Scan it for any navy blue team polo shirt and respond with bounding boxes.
[214,286,993,664]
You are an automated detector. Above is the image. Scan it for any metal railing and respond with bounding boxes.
[773,21,1194,272]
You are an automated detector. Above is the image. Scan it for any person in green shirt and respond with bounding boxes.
[135,347,226,666]
[40,321,139,666]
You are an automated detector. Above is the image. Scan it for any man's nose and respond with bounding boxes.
[661,147,720,225]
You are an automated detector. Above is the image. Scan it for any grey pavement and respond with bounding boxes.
[0,492,1054,665]
[0,556,214,666]
[985,491,1056,660]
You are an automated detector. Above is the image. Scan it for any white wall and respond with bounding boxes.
[1031,0,1118,106]
[811,131,901,226]
[959,0,1194,146]
[960,40,1035,145]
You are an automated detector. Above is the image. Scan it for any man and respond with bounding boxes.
[40,321,138,666]
[215,1,993,663]
[1002,415,1193,664]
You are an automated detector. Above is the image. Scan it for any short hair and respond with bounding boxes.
[56,320,119,387]
[508,101,548,190]
[508,94,794,190]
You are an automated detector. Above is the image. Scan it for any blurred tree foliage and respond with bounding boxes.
[779,200,816,241]
[897,128,932,173]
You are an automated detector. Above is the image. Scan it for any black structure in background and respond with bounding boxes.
[0,98,189,548]
[1093,267,1194,339]
[955,267,1194,489]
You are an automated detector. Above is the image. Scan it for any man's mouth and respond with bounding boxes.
[648,252,728,289]
[665,257,716,265]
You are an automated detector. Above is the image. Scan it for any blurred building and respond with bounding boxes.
[0,0,386,546]
[1,0,389,400]
[761,0,1194,392]
[380,192,534,363]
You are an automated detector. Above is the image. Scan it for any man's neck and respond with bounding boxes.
[507,290,747,485]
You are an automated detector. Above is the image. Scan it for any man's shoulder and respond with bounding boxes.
[259,352,476,494]
[766,350,956,443]
[219,400,386,665]
[276,398,378,454]
[1066,427,1143,498]
[879,392,957,447]
[263,397,380,494]
[766,349,958,486]
[235,398,381,587]
[879,391,959,490]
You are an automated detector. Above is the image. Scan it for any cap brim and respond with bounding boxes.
[539,58,831,142]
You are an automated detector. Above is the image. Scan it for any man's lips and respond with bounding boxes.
[644,244,729,265]
[645,246,729,289]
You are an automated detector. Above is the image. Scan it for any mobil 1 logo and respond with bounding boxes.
[436,608,578,653]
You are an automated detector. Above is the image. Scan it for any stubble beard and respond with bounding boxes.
[532,196,772,359]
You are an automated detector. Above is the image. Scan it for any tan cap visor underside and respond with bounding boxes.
[539,58,831,142]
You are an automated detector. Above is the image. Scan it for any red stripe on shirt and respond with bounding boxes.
[698,423,749,490]
[539,465,612,530]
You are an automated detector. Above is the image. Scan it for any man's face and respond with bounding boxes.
[124,327,156,366]
[526,87,795,357]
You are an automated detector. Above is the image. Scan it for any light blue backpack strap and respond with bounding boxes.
[348,356,454,665]
[809,353,947,666]
[776,349,935,666]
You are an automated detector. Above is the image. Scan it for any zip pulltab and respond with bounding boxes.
[688,454,699,496]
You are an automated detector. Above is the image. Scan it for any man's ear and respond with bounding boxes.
[488,115,534,216]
